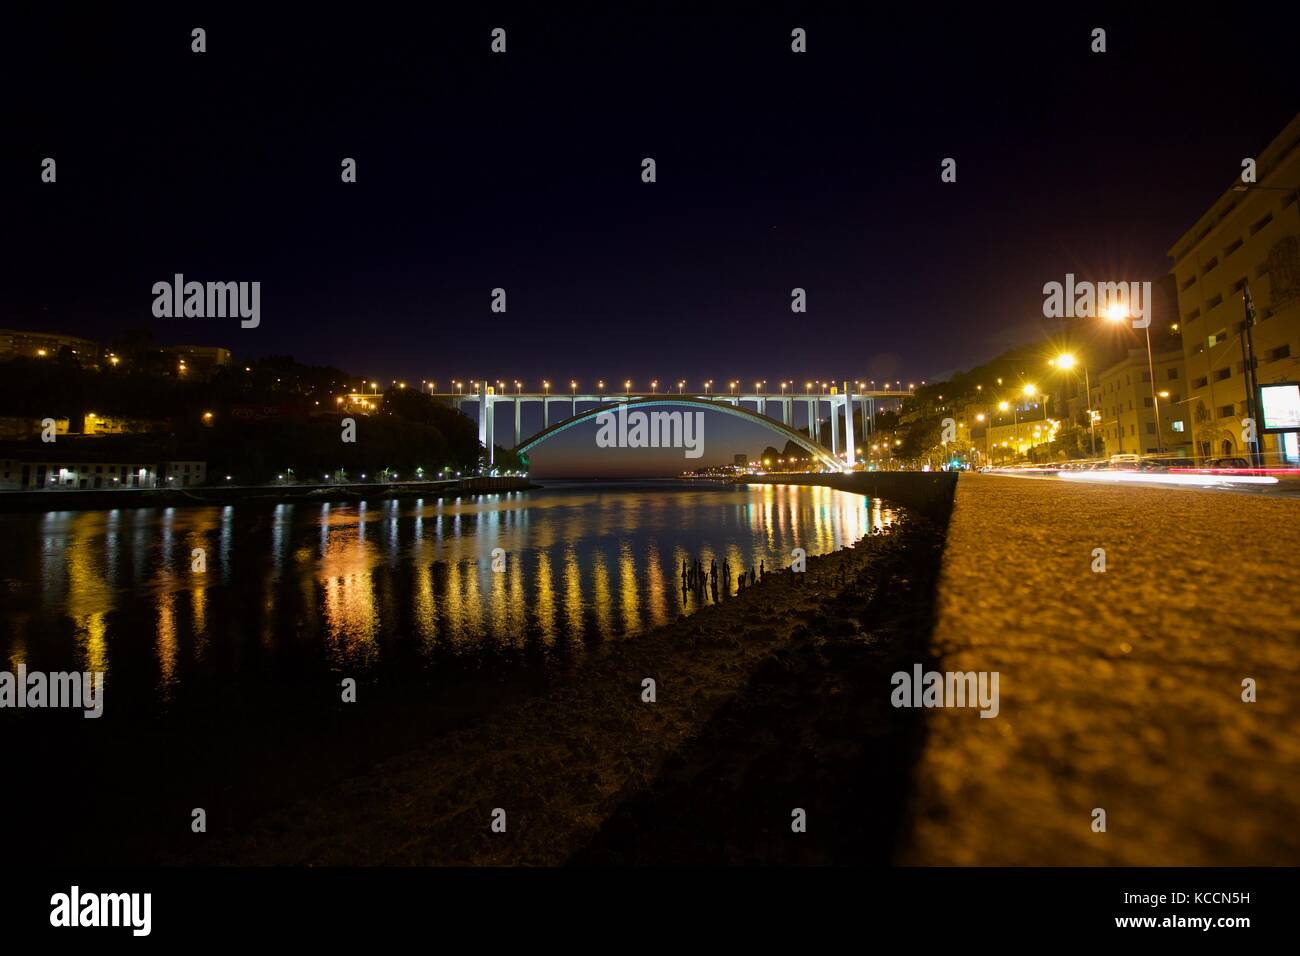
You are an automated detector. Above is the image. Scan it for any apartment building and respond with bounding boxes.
[1169,112,1300,464]
[1094,349,1191,457]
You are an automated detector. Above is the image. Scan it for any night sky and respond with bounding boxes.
[6,5,1299,473]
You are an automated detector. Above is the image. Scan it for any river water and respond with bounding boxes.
[0,480,893,861]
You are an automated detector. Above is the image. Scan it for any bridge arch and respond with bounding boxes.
[514,396,847,472]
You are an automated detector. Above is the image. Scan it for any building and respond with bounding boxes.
[0,443,207,490]
[82,413,170,435]
[0,417,69,440]
[0,459,161,491]
[962,397,1058,463]
[1169,112,1300,464]
[0,329,100,368]
[160,460,207,487]
[1095,349,1191,457]
[165,344,231,380]
[336,392,382,415]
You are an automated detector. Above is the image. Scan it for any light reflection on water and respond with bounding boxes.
[0,482,893,711]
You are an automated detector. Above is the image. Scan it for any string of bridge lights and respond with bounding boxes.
[351,379,926,396]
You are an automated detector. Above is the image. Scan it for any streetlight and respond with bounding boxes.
[1051,353,1097,457]
[998,399,1019,449]
[1105,304,1163,456]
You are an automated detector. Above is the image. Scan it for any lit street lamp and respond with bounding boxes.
[1104,303,1164,455]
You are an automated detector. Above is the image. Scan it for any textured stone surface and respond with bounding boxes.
[904,474,1300,865]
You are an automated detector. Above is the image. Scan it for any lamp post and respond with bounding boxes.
[1051,353,1096,457]
[998,400,1019,453]
[1105,304,1163,456]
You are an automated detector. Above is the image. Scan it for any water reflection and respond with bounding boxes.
[0,482,893,712]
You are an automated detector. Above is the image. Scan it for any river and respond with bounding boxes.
[1,480,893,862]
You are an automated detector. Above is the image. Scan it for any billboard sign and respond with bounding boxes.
[1259,382,1300,432]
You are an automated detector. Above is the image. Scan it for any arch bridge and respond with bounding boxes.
[433,384,902,471]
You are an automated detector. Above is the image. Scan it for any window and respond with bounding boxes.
[1256,262,1272,278]
[1218,405,1235,418]
[1172,421,1185,433]
[1141,370,1151,382]
[1207,293,1223,309]
[1231,277,1247,294]
[1143,397,1153,407]
[1203,257,1219,275]
[1271,344,1292,362]
[1225,237,1243,257]
[1194,376,1208,388]
[1208,329,1229,347]
[1215,368,1231,381]
[1250,213,1273,235]
[1180,274,1197,291]
[1167,368,1179,380]
[1185,308,1201,322]
[1146,423,1156,434]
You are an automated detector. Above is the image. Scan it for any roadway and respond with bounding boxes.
[981,464,1300,497]
[904,472,1300,864]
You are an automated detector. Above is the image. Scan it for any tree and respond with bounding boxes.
[900,415,944,460]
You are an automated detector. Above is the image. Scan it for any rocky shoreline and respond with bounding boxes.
[185,502,949,866]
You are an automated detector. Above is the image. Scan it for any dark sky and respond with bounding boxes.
[6,4,1299,393]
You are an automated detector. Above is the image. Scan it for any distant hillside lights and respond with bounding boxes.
[152,275,260,328]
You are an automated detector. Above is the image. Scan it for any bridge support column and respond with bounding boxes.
[514,398,521,447]
[478,389,495,466]
[830,401,838,458]
[843,384,855,466]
